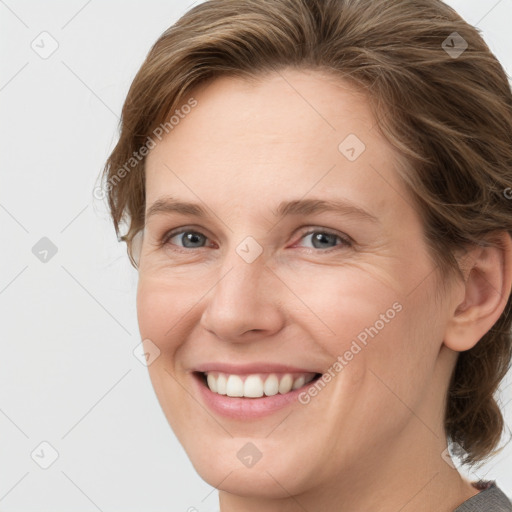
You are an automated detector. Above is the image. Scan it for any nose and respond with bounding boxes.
[199,251,286,343]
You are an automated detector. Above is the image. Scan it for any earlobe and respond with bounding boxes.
[444,231,512,353]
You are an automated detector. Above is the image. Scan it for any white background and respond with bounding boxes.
[1,1,512,510]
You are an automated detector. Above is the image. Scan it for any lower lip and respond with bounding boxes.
[192,373,317,419]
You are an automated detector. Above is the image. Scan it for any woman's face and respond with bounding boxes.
[137,69,460,498]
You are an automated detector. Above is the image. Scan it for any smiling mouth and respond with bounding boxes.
[195,371,322,398]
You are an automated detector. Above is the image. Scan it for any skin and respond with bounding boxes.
[136,68,512,512]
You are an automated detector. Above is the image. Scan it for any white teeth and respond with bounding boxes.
[204,371,317,397]
[244,375,264,398]
[278,374,293,394]
[263,374,279,396]
[226,375,244,397]
[207,373,217,393]
[292,375,305,390]
[216,374,227,395]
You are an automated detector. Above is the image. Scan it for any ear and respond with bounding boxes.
[444,231,512,352]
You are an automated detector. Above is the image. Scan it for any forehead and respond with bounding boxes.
[144,69,406,223]
[150,69,377,151]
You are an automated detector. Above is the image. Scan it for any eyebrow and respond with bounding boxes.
[145,196,379,223]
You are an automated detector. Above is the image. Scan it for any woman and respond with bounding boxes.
[100,0,512,510]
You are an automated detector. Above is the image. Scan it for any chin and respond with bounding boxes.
[197,459,308,499]
[179,435,317,499]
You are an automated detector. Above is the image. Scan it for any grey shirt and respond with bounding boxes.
[454,481,512,512]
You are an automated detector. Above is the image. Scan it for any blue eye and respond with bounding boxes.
[165,230,209,249]
[295,230,351,250]
[161,227,352,252]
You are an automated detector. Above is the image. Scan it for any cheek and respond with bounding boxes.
[136,273,199,345]
[294,264,440,400]
[351,285,446,428]
[136,276,199,432]
[277,263,405,350]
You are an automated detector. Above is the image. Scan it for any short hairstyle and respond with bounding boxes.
[101,0,512,466]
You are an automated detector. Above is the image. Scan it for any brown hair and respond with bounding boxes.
[100,0,512,466]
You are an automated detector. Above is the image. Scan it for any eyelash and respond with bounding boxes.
[159,226,353,253]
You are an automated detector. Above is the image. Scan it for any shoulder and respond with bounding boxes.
[454,481,512,512]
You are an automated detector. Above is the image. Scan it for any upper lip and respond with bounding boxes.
[193,362,320,375]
